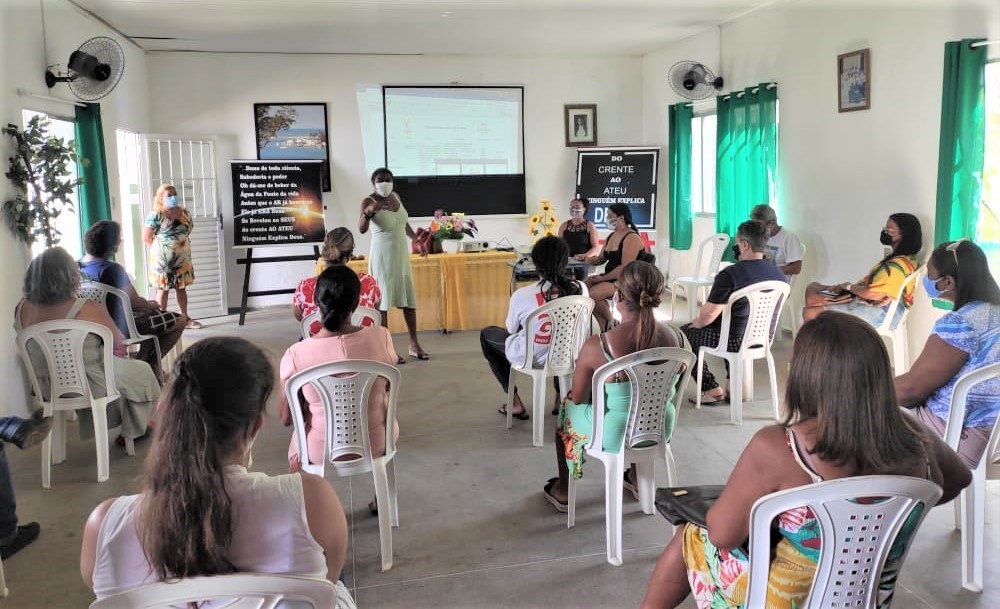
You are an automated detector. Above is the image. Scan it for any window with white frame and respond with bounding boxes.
[690,113,717,215]
[22,110,82,259]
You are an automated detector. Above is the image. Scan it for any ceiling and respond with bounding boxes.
[70,0,774,56]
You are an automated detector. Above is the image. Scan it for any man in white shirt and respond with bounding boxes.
[750,204,803,281]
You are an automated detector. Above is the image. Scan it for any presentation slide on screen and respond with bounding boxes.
[384,87,524,177]
[231,160,325,247]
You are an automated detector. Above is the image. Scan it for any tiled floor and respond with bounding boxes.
[2,306,997,608]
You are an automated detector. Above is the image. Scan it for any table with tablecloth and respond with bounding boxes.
[348,251,516,333]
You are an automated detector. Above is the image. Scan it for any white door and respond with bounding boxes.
[141,136,227,319]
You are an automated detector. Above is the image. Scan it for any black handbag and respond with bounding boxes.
[654,485,725,529]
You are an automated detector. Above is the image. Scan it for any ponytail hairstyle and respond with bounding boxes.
[616,260,664,352]
[608,203,638,233]
[139,337,274,579]
[320,227,355,265]
[315,265,362,331]
[531,236,581,301]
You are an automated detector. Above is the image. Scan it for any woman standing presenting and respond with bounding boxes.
[142,184,201,329]
[359,168,429,362]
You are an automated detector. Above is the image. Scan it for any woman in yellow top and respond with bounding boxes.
[803,213,921,329]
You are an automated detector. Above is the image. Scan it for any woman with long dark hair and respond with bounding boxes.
[543,261,686,511]
[897,239,1000,467]
[280,265,399,474]
[641,312,970,609]
[583,203,647,329]
[803,212,922,328]
[481,236,584,420]
[81,337,354,606]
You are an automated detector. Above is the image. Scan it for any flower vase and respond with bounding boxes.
[441,237,463,254]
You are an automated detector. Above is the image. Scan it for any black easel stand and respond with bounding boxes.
[236,246,320,325]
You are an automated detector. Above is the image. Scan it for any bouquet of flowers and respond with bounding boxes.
[430,210,478,240]
[529,200,558,240]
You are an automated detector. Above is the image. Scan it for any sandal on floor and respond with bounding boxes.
[498,405,529,420]
[408,348,430,360]
[396,356,407,365]
[185,319,203,329]
[543,477,568,513]
[688,391,729,406]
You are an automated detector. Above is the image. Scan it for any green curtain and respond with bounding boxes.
[667,103,694,250]
[716,83,778,260]
[935,39,986,245]
[74,103,112,238]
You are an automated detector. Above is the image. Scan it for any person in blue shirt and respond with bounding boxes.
[896,240,1000,468]
[79,220,186,379]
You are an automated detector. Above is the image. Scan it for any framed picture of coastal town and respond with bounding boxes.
[254,102,332,191]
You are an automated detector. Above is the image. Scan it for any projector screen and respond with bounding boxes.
[382,86,526,216]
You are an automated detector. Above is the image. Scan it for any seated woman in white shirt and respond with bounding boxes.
[480,236,585,419]
[80,337,354,607]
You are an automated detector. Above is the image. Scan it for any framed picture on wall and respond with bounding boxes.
[565,104,598,146]
[837,48,871,112]
[254,102,332,191]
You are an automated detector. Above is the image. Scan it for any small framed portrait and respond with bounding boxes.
[837,48,871,113]
[564,104,597,147]
[254,102,332,191]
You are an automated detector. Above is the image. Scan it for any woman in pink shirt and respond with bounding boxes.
[280,265,399,475]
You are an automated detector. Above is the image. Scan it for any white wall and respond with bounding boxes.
[145,53,644,308]
[643,1,1000,357]
[0,0,150,416]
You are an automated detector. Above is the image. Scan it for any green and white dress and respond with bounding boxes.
[367,193,416,311]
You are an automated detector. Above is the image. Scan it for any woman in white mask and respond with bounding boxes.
[557,197,601,280]
[142,183,201,329]
[582,203,646,330]
[359,167,429,362]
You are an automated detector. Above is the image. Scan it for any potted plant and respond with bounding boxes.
[3,114,83,248]
[430,210,478,254]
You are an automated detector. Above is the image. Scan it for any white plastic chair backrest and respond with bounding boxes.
[300,311,320,340]
[79,280,142,341]
[283,359,400,478]
[746,475,942,609]
[16,319,118,411]
[88,573,339,609]
[943,362,1000,470]
[302,307,381,339]
[520,295,595,376]
[587,347,696,452]
[351,306,381,328]
[716,280,790,357]
[693,233,730,279]
[876,265,924,334]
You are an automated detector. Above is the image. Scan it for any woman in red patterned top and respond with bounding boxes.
[293,228,381,337]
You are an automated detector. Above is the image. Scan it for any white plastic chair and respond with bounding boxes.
[0,555,7,598]
[566,347,696,566]
[943,361,1000,592]
[89,573,345,609]
[695,280,789,424]
[745,475,942,609]
[777,243,806,337]
[875,266,924,373]
[16,319,133,488]
[79,280,162,365]
[506,295,595,447]
[300,306,382,339]
[670,233,730,321]
[283,359,400,572]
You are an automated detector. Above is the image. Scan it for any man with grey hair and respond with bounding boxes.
[749,204,803,281]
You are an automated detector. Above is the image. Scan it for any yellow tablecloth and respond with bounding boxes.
[348,251,515,333]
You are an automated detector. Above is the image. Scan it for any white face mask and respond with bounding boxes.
[607,218,618,230]
[570,208,585,218]
[374,181,393,197]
